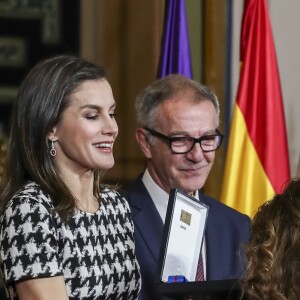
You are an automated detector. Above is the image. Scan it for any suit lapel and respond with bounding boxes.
[128,178,164,263]
[200,194,227,280]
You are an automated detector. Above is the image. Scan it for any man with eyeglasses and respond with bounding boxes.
[125,74,250,300]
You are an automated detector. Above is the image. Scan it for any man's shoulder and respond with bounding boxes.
[200,193,250,223]
[120,176,152,211]
[123,175,144,193]
[201,194,250,243]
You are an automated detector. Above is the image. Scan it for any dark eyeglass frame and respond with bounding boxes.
[143,127,224,154]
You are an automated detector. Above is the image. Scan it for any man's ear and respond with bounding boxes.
[136,128,152,159]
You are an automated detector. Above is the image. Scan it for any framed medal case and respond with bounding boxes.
[158,188,209,282]
[157,189,243,300]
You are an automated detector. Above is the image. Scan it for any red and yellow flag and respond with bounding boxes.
[221,0,290,217]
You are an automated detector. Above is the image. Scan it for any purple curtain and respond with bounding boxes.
[157,0,193,79]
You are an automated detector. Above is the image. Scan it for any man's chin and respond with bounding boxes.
[177,182,204,194]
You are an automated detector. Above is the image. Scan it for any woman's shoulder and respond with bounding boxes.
[7,181,54,211]
[100,186,120,198]
[1,182,57,231]
[100,187,130,210]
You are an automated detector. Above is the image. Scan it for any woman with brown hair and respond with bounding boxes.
[0,55,140,300]
[242,178,300,299]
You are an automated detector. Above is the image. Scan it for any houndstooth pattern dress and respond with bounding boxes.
[0,182,141,300]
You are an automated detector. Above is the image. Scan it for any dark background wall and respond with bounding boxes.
[79,0,228,199]
[0,0,80,134]
[0,0,232,200]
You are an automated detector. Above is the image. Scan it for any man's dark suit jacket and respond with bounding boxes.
[124,176,251,300]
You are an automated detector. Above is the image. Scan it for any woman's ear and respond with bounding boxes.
[135,128,152,159]
[47,127,57,142]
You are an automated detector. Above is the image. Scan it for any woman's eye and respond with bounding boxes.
[110,113,117,119]
[85,114,99,120]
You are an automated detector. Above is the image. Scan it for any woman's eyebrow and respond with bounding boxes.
[79,102,116,110]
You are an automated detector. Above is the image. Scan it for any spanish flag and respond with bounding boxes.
[221,0,290,217]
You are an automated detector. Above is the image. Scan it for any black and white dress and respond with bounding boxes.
[0,182,141,299]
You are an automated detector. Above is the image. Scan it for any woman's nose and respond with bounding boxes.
[102,116,118,137]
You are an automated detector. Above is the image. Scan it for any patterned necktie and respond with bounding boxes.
[195,255,204,281]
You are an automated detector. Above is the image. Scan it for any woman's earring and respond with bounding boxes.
[50,137,57,157]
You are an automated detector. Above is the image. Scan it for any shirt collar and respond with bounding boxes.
[142,169,199,223]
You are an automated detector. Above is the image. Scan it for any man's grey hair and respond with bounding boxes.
[135,74,220,128]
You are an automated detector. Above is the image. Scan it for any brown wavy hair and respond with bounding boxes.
[241,178,300,299]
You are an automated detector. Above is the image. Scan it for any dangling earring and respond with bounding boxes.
[50,137,57,157]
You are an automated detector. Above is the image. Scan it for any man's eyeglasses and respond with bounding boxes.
[143,127,224,154]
